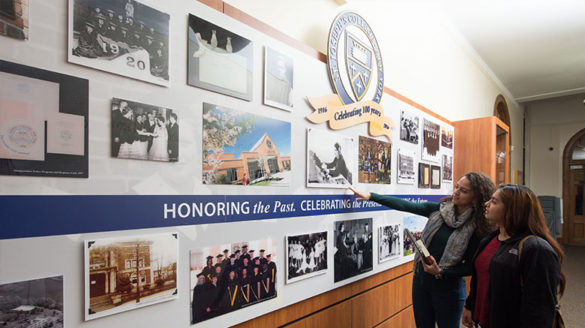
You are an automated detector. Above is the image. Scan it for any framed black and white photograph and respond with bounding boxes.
[188,14,253,101]
[286,231,327,284]
[441,125,453,149]
[334,218,373,283]
[399,109,419,144]
[422,118,440,163]
[264,46,293,111]
[84,232,178,321]
[0,0,28,40]
[418,162,430,188]
[378,224,401,263]
[189,238,277,324]
[0,60,89,178]
[397,149,415,184]
[68,0,170,86]
[111,98,178,162]
[442,154,453,181]
[0,276,63,328]
[431,165,441,189]
[307,128,355,188]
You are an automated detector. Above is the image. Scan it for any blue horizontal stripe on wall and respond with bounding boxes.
[0,194,445,240]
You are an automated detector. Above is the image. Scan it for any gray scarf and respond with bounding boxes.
[414,201,475,269]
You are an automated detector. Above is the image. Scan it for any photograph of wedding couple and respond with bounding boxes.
[111,97,178,162]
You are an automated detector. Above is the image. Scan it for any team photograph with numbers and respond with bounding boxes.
[68,0,170,86]
[189,239,277,324]
[378,224,402,263]
[111,98,178,162]
[84,232,178,320]
[334,218,373,282]
[307,128,355,188]
[422,118,441,163]
[286,232,327,284]
[0,276,63,328]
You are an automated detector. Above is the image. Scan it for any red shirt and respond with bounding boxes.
[473,236,501,327]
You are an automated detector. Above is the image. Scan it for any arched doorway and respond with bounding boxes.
[562,128,585,245]
[493,94,510,127]
[493,94,514,183]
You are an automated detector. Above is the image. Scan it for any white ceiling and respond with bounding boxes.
[440,0,585,102]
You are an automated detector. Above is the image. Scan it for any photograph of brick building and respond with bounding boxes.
[85,233,178,320]
[0,0,28,40]
[202,102,291,186]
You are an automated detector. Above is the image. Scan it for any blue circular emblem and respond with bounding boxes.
[327,11,384,105]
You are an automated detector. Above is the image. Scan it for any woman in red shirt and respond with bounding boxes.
[462,184,565,328]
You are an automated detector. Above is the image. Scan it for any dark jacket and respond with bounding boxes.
[465,229,561,328]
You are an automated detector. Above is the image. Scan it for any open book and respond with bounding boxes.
[404,228,432,265]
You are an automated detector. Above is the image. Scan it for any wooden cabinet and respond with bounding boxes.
[453,116,510,184]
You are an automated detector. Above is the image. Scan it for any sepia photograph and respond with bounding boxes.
[378,224,401,263]
[358,135,391,184]
[202,102,291,186]
[307,128,355,188]
[441,125,453,149]
[111,98,178,162]
[442,154,453,181]
[0,60,89,178]
[189,238,277,324]
[286,232,327,284]
[188,14,253,101]
[264,46,294,111]
[399,110,419,144]
[0,276,63,328]
[0,0,28,40]
[334,218,373,283]
[418,162,430,188]
[85,232,178,320]
[422,118,440,163]
[431,165,441,189]
[403,216,427,256]
[397,148,415,184]
[68,0,170,86]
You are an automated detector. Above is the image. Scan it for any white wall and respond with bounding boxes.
[525,93,585,196]
[224,0,525,174]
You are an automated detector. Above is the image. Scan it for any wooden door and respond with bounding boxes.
[568,164,585,245]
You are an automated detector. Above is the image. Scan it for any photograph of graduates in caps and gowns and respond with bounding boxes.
[189,239,277,324]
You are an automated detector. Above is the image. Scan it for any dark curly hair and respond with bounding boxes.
[441,172,496,237]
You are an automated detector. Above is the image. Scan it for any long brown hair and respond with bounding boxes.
[498,184,566,296]
[442,172,496,237]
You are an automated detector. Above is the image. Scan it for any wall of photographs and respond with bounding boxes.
[0,1,454,327]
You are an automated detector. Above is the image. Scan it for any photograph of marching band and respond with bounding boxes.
[69,0,170,86]
[286,232,327,284]
[403,216,427,256]
[307,128,355,188]
[188,14,253,101]
[358,135,391,184]
[84,232,178,320]
[399,109,419,145]
[334,218,373,283]
[111,98,178,162]
[378,224,402,263]
[422,118,441,163]
[189,239,277,325]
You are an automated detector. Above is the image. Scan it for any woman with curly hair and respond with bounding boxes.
[462,184,565,328]
[350,172,496,328]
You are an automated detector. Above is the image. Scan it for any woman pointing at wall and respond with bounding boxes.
[349,172,495,328]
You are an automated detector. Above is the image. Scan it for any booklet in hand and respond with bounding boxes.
[404,228,432,265]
